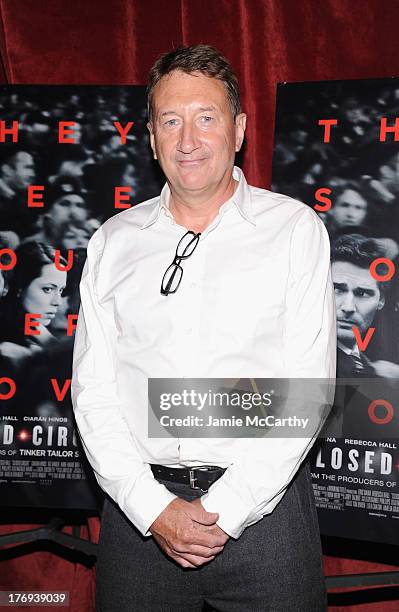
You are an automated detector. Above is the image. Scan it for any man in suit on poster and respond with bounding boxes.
[331,233,399,379]
[71,45,336,610]
[330,233,399,439]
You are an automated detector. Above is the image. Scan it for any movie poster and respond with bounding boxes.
[0,85,163,510]
[272,78,399,545]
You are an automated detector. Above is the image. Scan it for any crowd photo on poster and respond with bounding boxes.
[272,77,399,544]
[0,85,162,509]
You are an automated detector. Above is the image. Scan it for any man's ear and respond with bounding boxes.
[377,294,385,310]
[147,121,157,160]
[234,113,247,152]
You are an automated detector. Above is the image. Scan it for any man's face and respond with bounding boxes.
[9,152,35,190]
[332,260,385,347]
[331,189,367,229]
[61,224,92,250]
[148,70,246,197]
[58,160,85,178]
[50,194,87,227]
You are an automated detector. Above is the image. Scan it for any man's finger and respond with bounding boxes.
[184,527,227,549]
[187,504,219,526]
[172,554,197,569]
[174,552,216,567]
[172,542,224,557]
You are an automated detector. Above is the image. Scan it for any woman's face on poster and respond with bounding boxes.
[20,263,67,326]
[331,189,368,229]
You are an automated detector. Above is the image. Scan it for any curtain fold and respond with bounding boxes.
[1,0,399,187]
[0,1,399,609]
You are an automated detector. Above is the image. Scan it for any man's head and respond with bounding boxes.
[44,177,88,244]
[147,44,242,122]
[331,234,385,348]
[0,147,35,191]
[147,45,246,199]
[329,187,368,230]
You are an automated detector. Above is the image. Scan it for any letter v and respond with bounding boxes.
[352,326,375,351]
[51,378,71,401]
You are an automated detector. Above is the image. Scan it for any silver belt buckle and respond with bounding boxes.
[189,468,201,490]
[189,466,211,490]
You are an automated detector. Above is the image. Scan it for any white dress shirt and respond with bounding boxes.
[71,166,336,539]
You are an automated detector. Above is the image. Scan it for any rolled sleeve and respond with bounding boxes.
[71,228,176,536]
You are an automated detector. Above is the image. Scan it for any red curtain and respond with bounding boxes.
[1,1,399,610]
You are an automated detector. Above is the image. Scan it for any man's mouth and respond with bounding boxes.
[176,158,207,165]
[337,319,356,328]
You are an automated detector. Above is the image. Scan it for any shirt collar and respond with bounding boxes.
[140,165,255,230]
[338,340,360,358]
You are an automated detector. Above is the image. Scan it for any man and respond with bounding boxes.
[24,176,91,249]
[0,147,35,199]
[0,147,36,238]
[71,45,336,611]
[331,233,399,379]
[329,233,399,440]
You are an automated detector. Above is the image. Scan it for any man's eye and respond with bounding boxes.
[200,116,213,123]
[334,287,343,294]
[165,119,178,127]
[355,290,370,297]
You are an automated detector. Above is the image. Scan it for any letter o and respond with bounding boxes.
[0,248,16,271]
[331,447,343,470]
[368,399,394,425]
[0,377,16,400]
[370,258,395,282]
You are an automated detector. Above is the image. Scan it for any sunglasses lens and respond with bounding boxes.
[161,232,200,295]
[162,263,183,294]
[176,232,199,258]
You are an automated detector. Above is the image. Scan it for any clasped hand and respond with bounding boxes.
[149,497,229,568]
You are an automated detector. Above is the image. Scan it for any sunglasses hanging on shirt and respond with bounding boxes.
[160,230,201,296]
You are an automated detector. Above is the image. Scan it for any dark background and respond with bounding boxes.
[1,1,399,609]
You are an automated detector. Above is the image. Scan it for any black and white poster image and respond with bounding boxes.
[0,85,162,510]
[272,78,399,545]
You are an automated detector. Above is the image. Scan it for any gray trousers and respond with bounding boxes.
[96,462,327,611]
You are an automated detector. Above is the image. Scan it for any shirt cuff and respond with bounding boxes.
[124,473,178,537]
[200,478,257,539]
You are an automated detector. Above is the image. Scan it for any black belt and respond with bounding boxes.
[150,464,226,491]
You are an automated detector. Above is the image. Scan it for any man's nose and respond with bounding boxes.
[177,122,200,154]
[70,206,82,220]
[340,292,356,313]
